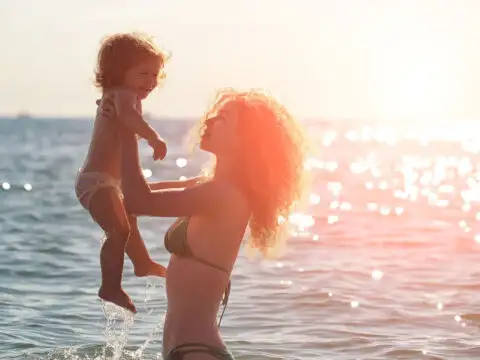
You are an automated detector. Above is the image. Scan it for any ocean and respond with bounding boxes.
[1,117,480,360]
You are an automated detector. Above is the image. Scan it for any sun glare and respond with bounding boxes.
[369,11,465,124]
[375,28,459,123]
[376,53,453,121]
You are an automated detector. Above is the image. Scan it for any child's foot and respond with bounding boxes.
[134,260,166,278]
[98,286,137,314]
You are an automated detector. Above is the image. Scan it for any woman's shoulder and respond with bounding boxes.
[208,180,250,212]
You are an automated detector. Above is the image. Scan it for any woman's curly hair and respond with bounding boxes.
[191,88,309,258]
[94,32,169,90]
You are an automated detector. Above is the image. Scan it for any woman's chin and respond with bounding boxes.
[199,139,212,153]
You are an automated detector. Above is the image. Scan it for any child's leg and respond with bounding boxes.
[125,215,166,277]
[87,187,137,313]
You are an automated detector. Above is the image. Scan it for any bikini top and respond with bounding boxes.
[164,217,229,274]
[164,217,231,325]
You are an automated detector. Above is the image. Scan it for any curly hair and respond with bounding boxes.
[191,88,309,258]
[94,32,169,90]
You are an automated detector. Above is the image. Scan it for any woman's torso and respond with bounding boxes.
[162,199,249,355]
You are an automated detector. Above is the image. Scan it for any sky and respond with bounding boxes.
[1,0,479,123]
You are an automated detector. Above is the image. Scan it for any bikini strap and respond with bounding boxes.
[190,255,229,274]
[167,342,230,359]
[217,280,231,328]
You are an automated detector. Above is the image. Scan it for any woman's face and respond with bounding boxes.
[200,101,240,157]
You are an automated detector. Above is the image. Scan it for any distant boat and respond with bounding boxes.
[16,111,31,120]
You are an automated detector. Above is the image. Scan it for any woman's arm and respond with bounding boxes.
[120,126,227,218]
[148,177,202,191]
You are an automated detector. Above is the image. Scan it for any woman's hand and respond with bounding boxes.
[96,94,115,120]
[185,176,207,188]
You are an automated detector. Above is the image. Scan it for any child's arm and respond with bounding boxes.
[111,90,160,143]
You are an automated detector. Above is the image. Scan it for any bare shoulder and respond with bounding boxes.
[114,89,136,101]
[211,181,250,214]
[96,88,135,111]
[107,88,138,111]
[108,87,136,97]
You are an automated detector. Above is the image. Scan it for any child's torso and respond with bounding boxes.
[80,89,142,179]
[80,100,121,178]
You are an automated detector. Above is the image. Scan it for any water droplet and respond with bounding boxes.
[309,193,321,205]
[142,168,152,178]
[327,215,338,224]
[371,270,383,280]
[176,158,187,168]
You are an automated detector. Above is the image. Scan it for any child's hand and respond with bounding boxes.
[148,135,167,161]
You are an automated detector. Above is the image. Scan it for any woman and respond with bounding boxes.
[111,88,307,359]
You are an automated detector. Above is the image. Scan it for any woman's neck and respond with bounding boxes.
[213,155,252,201]
[213,156,236,182]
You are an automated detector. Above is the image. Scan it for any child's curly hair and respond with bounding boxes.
[94,32,169,90]
[191,88,309,258]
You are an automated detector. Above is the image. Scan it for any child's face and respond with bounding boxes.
[124,57,162,100]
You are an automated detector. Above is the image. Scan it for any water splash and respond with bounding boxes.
[101,302,135,360]
[133,277,166,359]
[97,235,167,359]
[133,322,163,359]
[143,277,158,315]
[96,234,135,359]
